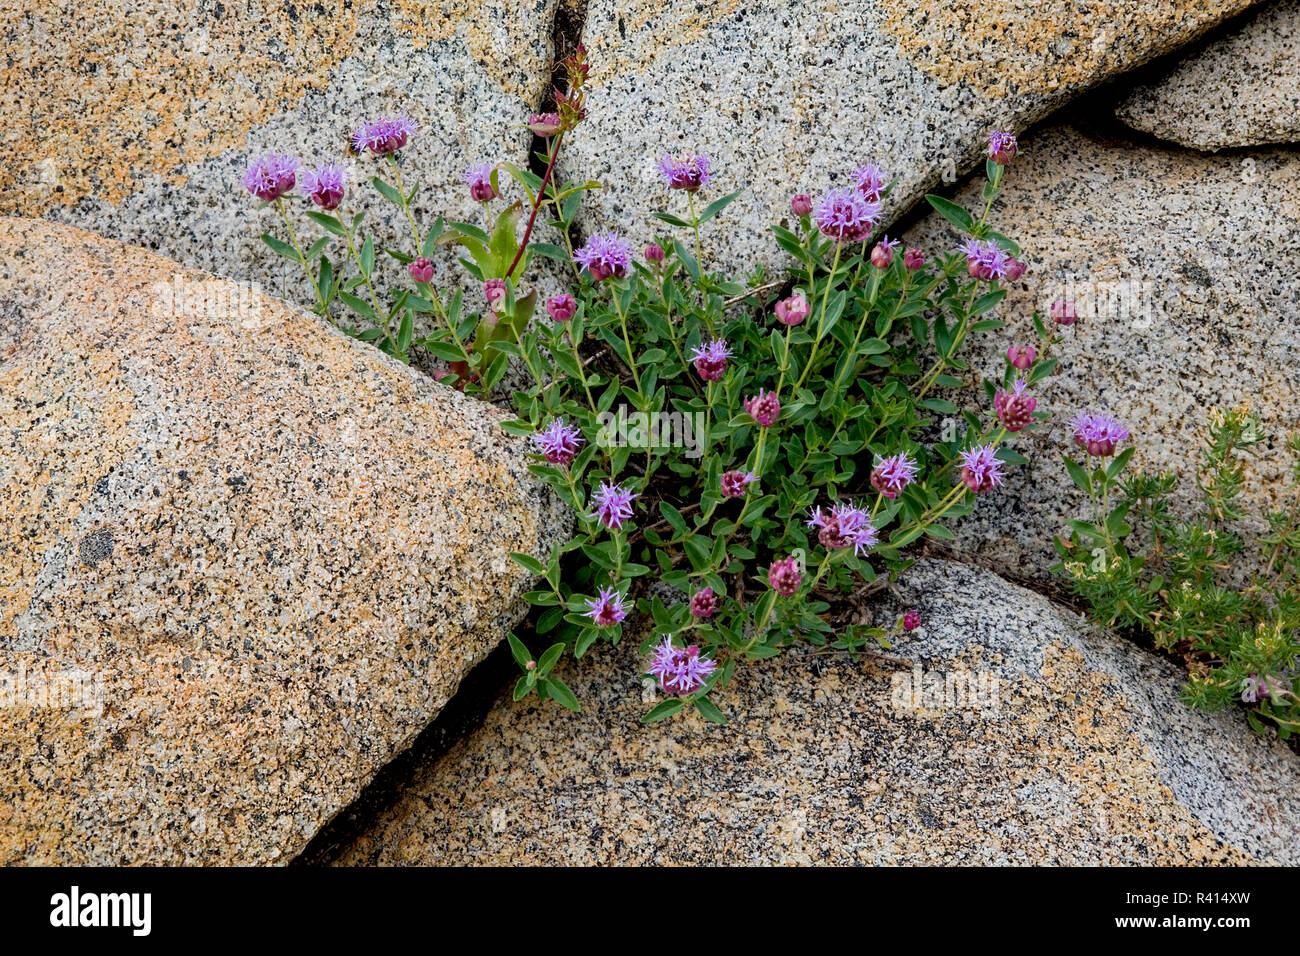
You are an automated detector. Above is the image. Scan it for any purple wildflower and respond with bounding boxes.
[1070,412,1130,458]
[807,501,879,556]
[812,187,881,243]
[589,480,638,530]
[768,556,802,597]
[720,470,759,498]
[690,337,734,382]
[531,418,585,465]
[744,389,780,428]
[242,153,299,201]
[959,444,1004,494]
[646,636,718,696]
[689,587,719,619]
[465,162,498,202]
[988,130,1018,165]
[573,233,632,281]
[352,116,417,155]
[659,153,711,192]
[853,162,888,201]
[298,163,347,210]
[961,239,1011,280]
[584,586,629,627]
[871,452,919,499]
[994,380,1037,433]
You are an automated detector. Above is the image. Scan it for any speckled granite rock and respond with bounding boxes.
[1117,0,1300,150]
[903,123,1300,580]
[561,0,1258,275]
[329,560,1299,865]
[0,217,568,864]
[0,0,559,340]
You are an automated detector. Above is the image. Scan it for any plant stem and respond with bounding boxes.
[387,155,421,250]
[275,199,332,320]
[790,241,843,397]
[506,132,564,280]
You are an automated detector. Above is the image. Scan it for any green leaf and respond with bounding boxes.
[506,633,532,669]
[537,642,565,677]
[544,677,580,712]
[642,698,686,723]
[1064,457,1092,495]
[371,176,404,206]
[925,195,975,233]
[694,695,728,724]
[653,212,693,228]
[305,211,348,237]
[698,189,743,223]
[510,552,546,575]
[359,236,375,277]
[260,234,300,262]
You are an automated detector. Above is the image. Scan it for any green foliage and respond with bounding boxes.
[1056,407,1300,737]
[494,157,1056,723]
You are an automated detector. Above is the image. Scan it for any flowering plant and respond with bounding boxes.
[244,52,1063,723]
[1056,406,1300,737]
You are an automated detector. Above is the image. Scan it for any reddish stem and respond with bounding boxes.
[505,132,564,280]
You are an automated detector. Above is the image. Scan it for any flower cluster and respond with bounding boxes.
[812,187,881,243]
[242,154,299,201]
[574,233,633,280]
[807,502,879,556]
[1070,412,1130,457]
[243,101,1054,726]
[647,637,718,696]
[352,116,417,155]
[659,153,711,192]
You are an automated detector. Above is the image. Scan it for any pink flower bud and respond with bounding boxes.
[1004,257,1026,280]
[743,389,780,428]
[774,294,810,326]
[689,587,719,619]
[644,243,665,263]
[1006,345,1036,370]
[408,257,435,283]
[994,382,1037,432]
[545,293,577,322]
[527,112,563,137]
[870,242,894,269]
[791,194,813,216]
[903,248,925,270]
[903,610,921,631]
[484,279,508,309]
[767,556,802,597]
[1050,299,1077,325]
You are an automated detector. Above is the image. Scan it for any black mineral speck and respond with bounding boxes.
[78,527,114,565]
